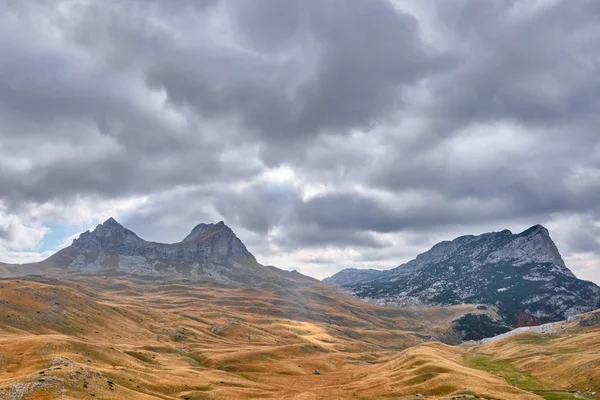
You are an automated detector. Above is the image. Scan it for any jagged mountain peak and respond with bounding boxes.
[178,220,253,260]
[103,216,120,225]
[89,217,131,236]
[182,220,229,243]
[519,224,549,237]
[97,217,125,231]
[189,220,225,231]
[72,217,141,247]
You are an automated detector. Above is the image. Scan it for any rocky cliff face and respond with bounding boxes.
[324,225,600,325]
[31,218,287,285]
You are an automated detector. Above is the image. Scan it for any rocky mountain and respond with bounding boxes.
[324,225,600,325]
[3,218,302,286]
[321,268,383,287]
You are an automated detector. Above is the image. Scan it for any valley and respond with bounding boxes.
[1,275,599,399]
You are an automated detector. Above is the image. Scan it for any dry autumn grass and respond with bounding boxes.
[0,275,598,399]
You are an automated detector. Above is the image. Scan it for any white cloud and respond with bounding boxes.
[0,208,49,251]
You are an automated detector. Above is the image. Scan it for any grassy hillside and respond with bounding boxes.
[0,276,598,399]
[463,310,600,400]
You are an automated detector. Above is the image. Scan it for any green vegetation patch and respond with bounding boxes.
[464,352,589,400]
[510,333,557,345]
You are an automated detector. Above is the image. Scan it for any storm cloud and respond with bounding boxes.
[1,0,600,283]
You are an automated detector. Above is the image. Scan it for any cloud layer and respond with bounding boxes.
[1,0,600,283]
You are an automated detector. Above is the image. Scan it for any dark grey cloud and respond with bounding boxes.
[1,0,600,282]
[428,0,600,133]
[0,0,446,205]
[144,0,450,156]
[0,0,258,207]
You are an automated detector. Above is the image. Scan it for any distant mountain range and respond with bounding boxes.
[324,225,600,326]
[2,220,599,331]
[0,218,310,286]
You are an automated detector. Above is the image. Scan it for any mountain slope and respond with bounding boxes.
[1,218,300,286]
[325,225,600,325]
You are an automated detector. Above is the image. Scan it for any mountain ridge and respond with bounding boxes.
[0,218,303,286]
[324,224,600,325]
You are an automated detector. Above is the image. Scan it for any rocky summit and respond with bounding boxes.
[7,218,293,285]
[324,225,600,325]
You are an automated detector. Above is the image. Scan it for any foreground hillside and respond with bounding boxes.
[1,276,598,399]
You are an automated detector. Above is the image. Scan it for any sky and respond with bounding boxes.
[1,0,600,284]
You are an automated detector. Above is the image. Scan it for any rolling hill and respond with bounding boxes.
[1,275,599,399]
